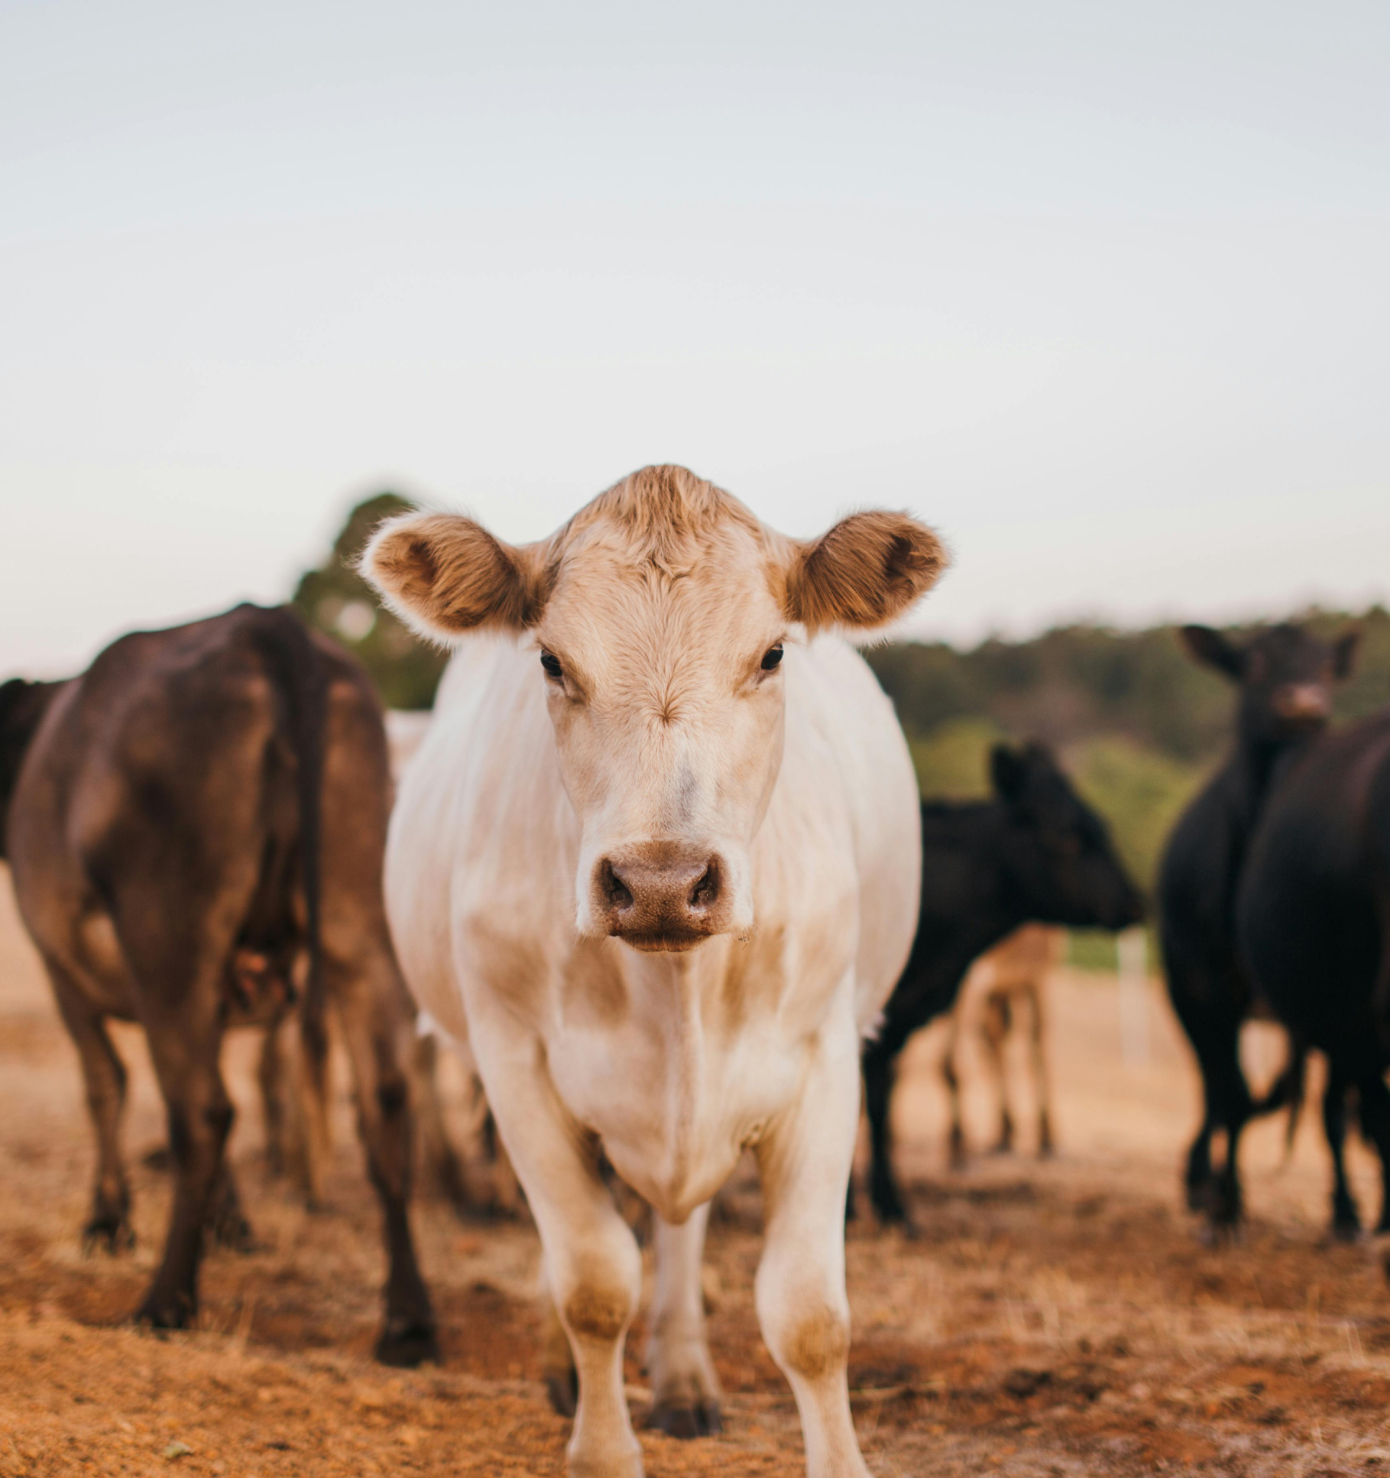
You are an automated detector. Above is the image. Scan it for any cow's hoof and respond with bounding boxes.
[545,1366,578,1418]
[134,1294,193,1331]
[208,1209,259,1253]
[1196,1218,1242,1248]
[82,1214,135,1256]
[647,1399,722,1438]
[1369,1232,1390,1280]
[869,1188,909,1229]
[375,1315,440,1368]
[569,1442,644,1478]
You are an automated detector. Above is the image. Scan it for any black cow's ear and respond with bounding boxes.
[1333,629,1361,679]
[1179,625,1243,679]
[990,744,1028,805]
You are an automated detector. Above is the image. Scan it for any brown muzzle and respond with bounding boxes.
[591,841,731,951]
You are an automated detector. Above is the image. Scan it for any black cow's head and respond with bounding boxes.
[1179,622,1359,746]
[0,678,61,859]
[991,742,1145,931]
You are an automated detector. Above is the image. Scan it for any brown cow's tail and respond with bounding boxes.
[246,605,329,1053]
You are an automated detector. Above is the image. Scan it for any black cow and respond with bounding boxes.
[1158,622,1357,1229]
[1237,706,1390,1246]
[0,604,437,1363]
[859,742,1144,1226]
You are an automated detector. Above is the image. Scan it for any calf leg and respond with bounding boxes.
[941,1012,967,1169]
[862,1031,910,1225]
[980,993,1013,1154]
[1355,1071,1390,1239]
[257,1013,292,1179]
[49,963,132,1252]
[646,1204,721,1437]
[756,1029,872,1478]
[1183,1022,1252,1229]
[329,957,438,1367]
[1323,1067,1360,1239]
[1028,982,1055,1157]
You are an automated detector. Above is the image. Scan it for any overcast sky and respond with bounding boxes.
[1,0,1387,674]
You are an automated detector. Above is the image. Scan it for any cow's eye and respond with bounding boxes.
[760,644,784,672]
[540,651,563,680]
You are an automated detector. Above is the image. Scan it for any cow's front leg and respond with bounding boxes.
[478,1038,644,1478]
[646,1203,721,1436]
[755,1030,872,1478]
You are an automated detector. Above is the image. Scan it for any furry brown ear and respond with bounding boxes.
[784,511,947,633]
[360,512,550,641]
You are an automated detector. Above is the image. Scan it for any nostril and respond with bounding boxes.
[689,861,720,910]
[600,860,633,911]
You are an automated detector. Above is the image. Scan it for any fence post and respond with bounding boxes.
[1118,927,1150,1067]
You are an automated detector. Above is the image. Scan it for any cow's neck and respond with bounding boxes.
[1229,727,1320,846]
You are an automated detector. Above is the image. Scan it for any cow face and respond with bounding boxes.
[991,743,1145,931]
[363,465,945,951]
[1179,622,1359,744]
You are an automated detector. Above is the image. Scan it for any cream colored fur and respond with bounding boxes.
[365,467,941,1478]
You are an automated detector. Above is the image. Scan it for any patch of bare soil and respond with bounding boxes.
[4,869,1390,1476]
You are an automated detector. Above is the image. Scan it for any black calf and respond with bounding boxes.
[860,742,1143,1226]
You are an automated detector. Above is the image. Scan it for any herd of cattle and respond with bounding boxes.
[0,463,1386,1477]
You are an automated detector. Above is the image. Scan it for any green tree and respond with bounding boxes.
[292,492,447,710]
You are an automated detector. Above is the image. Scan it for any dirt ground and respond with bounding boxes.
[5,874,1390,1477]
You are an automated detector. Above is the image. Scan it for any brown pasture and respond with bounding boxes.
[3,867,1390,1477]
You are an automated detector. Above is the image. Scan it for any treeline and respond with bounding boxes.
[865,608,1390,899]
[295,492,1390,901]
[864,608,1390,767]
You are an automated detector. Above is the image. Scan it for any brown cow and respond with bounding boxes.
[0,604,437,1364]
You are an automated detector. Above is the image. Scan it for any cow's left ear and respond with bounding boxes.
[1333,628,1361,679]
[360,512,551,643]
[783,511,947,633]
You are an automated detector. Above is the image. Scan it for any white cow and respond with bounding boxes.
[364,465,944,1478]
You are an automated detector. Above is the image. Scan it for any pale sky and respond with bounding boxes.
[2,0,1387,674]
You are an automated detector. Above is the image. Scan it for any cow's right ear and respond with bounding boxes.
[990,743,1028,806]
[360,513,551,642]
[1333,628,1361,679]
[783,511,947,634]
[1179,624,1243,679]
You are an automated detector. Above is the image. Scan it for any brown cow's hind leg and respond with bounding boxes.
[49,963,133,1253]
[136,1002,234,1328]
[330,956,438,1367]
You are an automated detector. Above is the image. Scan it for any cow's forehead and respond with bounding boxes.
[545,516,784,658]
[543,485,785,644]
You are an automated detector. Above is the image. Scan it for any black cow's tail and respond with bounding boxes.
[247,605,328,1053]
[1252,1034,1308,1166]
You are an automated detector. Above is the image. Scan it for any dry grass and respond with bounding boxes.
[4,867,1390,1476]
